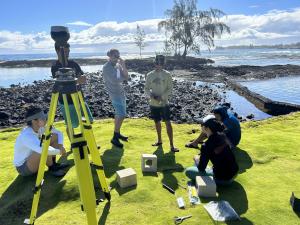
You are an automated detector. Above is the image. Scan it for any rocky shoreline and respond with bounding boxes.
[0,72,229,128]
[1,57,300,128]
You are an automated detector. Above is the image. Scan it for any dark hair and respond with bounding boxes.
[55,42,70,51]
[212,106,229,121]
[203,118,224,134]
[107,49,119,57]
[155,54,165,65]
[25,106,43,126]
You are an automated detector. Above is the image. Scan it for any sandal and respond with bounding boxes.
[152,142,162,147]
[171,147,179,152]
[185,143,199,149]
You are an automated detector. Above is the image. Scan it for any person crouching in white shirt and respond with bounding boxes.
[14,107,68,177]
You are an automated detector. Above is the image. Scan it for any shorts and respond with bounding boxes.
[111,97,127,118]
[59,102,94,128]
[150,105,171,122]
[16,161,35,176]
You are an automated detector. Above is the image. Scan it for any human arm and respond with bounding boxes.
[21,132,60,155]
[145,74,151,96]
[197,145,210,172]
[161,73,173,102]
[118,58,129,80]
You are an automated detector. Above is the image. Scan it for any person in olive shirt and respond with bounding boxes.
[185,117,239,185]
[51,43,93,138]
[145,55,179,153]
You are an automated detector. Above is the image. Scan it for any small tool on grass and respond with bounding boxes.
[174,215,192,224]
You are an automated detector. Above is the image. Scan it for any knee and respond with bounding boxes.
[50,133,58,144]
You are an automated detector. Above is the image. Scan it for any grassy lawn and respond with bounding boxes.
[1,113,300,225]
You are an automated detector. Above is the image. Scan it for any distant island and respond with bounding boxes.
[216,42,300,50]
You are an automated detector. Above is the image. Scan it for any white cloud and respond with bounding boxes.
[1,8,300,54]
[66,21,93,27]
[249,5,260,8]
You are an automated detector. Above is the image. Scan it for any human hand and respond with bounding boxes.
[77,75,86,84]
[118,58,126,66]
[59,145,66,156]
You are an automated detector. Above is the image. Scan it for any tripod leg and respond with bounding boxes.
[62,95,74,143]
[69,92,99,225]
[25,93,59,225]
[72,141,98,225]
[78,92,111,200]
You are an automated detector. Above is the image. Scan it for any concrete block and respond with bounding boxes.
[141,154,157,172]
[116,168,137,188]
[196,176,216,197]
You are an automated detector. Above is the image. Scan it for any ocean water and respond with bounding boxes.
[0,48,299,120]
[241,76,300,105]
[195,81,271,120]
[0,65,102,87]
[199,48,300,66]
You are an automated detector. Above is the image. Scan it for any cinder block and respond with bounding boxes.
[196,176,216,197]
[116,168,137,188]
[141,154,157,172]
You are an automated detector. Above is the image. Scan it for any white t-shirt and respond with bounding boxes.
[13,126,63,167]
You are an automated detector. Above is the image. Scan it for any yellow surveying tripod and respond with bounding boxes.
[24,26,111,225]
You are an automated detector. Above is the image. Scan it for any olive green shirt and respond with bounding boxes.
[145,69,173,107]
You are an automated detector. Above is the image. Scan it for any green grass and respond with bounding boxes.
[1,113,300,225]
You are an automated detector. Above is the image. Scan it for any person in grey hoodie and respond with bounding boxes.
[102,49,129,148]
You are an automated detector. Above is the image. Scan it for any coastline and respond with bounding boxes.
[1,57,300,127]
[1,57,300,81]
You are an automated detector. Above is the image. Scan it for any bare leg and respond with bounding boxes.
[154,121,162,144]
[114,116,125,133]
[165,121,174,147]
[192,132,207,144]
[26,152,53,173]
[50,134,59,163]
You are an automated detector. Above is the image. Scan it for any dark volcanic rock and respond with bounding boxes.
[0,72,223,127]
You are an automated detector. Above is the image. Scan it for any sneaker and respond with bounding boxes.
[49,169,66,177]
[170,147,179,153]
[54,162,69,170]
[118,133,128,142]
[111,138,124,148]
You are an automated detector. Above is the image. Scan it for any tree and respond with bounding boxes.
[134,25,146,57]
[158,0,230,59]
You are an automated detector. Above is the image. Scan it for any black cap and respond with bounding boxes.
[155,54,165,65]
[202,118,224,133]
[25,107,47,122]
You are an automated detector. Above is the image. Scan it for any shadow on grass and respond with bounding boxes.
[142,171,158,177]
[234,147,253,174]
[98,202,111,225]
[200,181,253,224]
[109,179,137,196]
[293,210,300,218]
[153,145,184,191]
[102,145,125,178]
[0,162,76,225]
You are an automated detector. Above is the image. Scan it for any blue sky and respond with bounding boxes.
[1,0,299,32]
[0,0,300,54]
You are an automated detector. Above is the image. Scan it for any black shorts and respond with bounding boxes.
[150,105,171,122]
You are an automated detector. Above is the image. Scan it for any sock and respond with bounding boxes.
[113,132,120,139]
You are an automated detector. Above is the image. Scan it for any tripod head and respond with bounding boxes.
[51,26,75,81]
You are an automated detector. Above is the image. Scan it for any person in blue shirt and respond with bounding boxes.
[185,105,241,149]
[212,106,241,147]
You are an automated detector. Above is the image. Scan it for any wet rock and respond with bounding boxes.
[246,114,255,119]
[0,111,10,121]
[0,72,227,127]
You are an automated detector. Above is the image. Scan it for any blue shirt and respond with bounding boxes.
[223,115,241,146]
